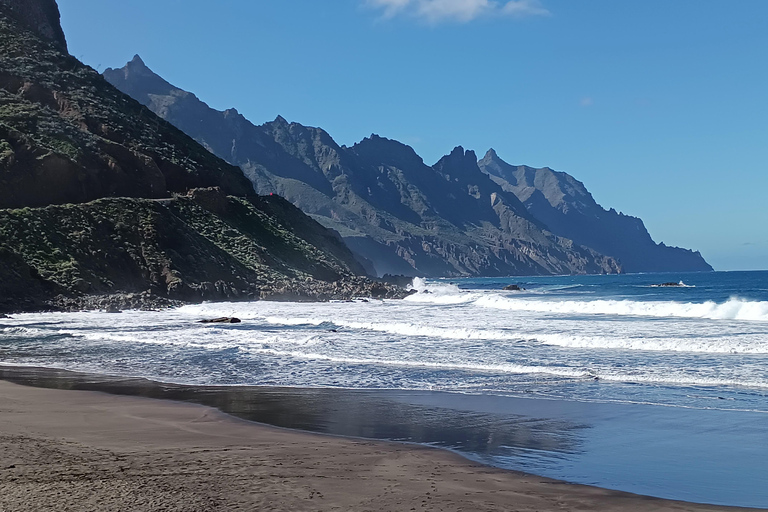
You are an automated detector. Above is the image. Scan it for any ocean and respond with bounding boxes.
[2,270,768,507]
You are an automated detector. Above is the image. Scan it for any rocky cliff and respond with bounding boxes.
[0,20,255,208]
[0,4,404,312]
[104,57,623,277]
[477,150,712,273]
[0,0,66,50]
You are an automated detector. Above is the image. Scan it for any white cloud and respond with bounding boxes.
[500,0,551,18]
[366,0,550,23]
[417,0,494,23]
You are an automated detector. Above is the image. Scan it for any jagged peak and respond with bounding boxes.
[352,134,425,166]
[128,54,148,68]
[434,146,483,174]
[480,149,516,169]
[357,133,401,148]
[441,146,477,163]
[105,54,163,82]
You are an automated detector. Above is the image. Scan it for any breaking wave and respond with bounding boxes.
[475,296,768,322]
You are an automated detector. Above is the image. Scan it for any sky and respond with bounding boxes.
[57,0,768,271]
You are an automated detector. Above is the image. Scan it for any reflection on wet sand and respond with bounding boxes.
[4,365,768,508]
[0,366,586,467]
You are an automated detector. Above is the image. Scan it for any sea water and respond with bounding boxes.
[2,270,768,506]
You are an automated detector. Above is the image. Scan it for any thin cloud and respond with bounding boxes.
[580,97,594,107]
[366,0,550,23]
[500,0,550,17]
[368,0,412,18]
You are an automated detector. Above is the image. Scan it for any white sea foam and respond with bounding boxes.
[536,332,768,354]
[5,274,768,405]
[1,326,40,335]
[247,347,590,378]
[242,348,768,390]
[263,316,522,341]
[594,371,768,390]
[475,295,768,322]
[260,316,768,354]
[404,277,476,304]
[410,277,461,294]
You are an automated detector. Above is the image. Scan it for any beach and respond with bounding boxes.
[1,378,760,512]
[3,273,768,509]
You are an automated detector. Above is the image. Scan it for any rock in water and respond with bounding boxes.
[199,317,242,324]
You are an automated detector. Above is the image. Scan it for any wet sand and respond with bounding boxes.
[0,379,759,512]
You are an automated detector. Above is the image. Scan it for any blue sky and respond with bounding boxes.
[58,0,768,271]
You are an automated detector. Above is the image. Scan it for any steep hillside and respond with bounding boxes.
[0,2,402,311]
[478,150,712,273]
[104,57,621,277]
[0,190,397,312]
[0,0,66,50]
[0,14,256,208]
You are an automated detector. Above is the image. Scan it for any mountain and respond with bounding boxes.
[477,150,712,273]
[0,1,406,312]
[104,57,622,277]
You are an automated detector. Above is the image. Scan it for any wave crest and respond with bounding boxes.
[476,296,768,322]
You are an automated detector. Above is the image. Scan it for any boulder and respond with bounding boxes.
[199,317,241,324]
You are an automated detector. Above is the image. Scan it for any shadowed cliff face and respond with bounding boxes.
[0,0,67,51]
[0,15,258,209]
[478,149,712,273]
[104,57,623,278]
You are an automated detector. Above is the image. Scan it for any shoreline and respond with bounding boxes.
[0,366,764,511]
[0,277,416,316]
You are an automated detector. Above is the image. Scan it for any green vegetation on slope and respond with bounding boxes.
[0,191,402,311]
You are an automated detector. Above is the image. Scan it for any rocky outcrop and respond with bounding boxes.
[0,0,67,51]
[478,149,712,273]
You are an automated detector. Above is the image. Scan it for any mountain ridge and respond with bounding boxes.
[477,149,712,273]
[105,56,631,277]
